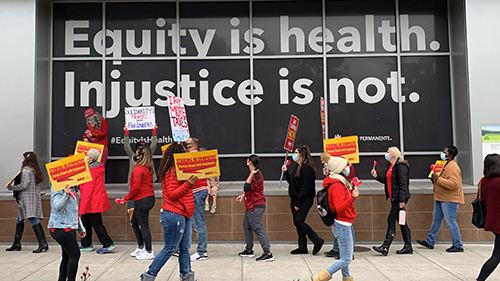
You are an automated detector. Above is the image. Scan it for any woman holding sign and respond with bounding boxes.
[371,146,412,256]
[281,145,324,255]
[83,109,109,165]
[116,145,156,260]
[48,184,86,281]
[311,153,359,281]
[5,151,48,253]
[141,143,198,281]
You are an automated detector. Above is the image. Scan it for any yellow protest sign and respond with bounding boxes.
[428,160,447,178]
[174,149,220,180]
[161,143,172,154]
[74,141,104,162]
[45,153,92,192]
[323,136,359,164]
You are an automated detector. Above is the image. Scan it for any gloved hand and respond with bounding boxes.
[115,198,126,205]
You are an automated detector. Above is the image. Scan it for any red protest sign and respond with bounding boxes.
[320,97,325,139]
[284,115,300,152]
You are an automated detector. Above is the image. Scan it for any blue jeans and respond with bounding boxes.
[17,216,39,226]
[192,190,208,255]
[425,201,463,248]
[332,225,355,252]
[147,210,193,277]
[328,223,353,277]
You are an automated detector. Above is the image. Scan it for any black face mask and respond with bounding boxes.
[133,155,139,162]
[183,142,190,149]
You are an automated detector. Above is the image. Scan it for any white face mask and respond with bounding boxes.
[384,152,391,161]
[440,152,447,160]
[292,153,299,162]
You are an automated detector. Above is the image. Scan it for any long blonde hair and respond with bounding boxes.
[388,146,402,161]
[136,146,154,176]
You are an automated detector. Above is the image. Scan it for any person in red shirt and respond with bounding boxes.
[236,155,273,262]
[371,146,412,256]
[141,143,198,281]
[83,109,109,165]
[476,153,500,281]
[311,153,358,281]
[116,145,156,260]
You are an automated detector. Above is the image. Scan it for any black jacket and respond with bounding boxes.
[284,163,316,208]
[375,159,410,202]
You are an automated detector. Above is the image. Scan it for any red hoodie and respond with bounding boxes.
[323,177,357,224]
[124,166,155,202]
[161,169,195,218]
[85,117,109,146]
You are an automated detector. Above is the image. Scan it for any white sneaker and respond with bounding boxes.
[136,251,155,260]
[190,252,208,261]
[204,201,210,211]
[130,247,145,257]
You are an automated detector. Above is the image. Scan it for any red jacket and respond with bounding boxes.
[161,169,195,218]
[481,177,500,234]
[323,177,357,224]
[86,117,109,146]
[79,162,110,214]
[124,166,155,202]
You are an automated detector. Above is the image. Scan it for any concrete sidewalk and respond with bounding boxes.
[0,242,497,281]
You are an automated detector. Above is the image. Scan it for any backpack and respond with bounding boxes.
[316,185,336,227]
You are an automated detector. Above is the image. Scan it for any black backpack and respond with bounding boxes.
[316,185,336,227]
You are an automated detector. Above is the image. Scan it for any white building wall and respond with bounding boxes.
[0,0,37,184]
[465,0,500,183]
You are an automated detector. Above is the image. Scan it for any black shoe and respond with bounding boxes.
[6,222,24,252]
[172,250,179,257]
[396,244,413,254]
[256,253,274,262]
[373,245,389,256]
[238,249,255,257]
[416,240,434,249]
[446,246,464,252]
[32,224,48,253]
[290,248,308,255]
[310,233,324,255]
[323,249,339,258]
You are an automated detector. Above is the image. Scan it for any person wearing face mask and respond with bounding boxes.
[311,153,358,281]
[117,145,156,260]
[79,148,115,254]
[123,125,158,221]
[416,146,465,252]
[83,109,109,165]
[371,146,412,256]
[281,145,324,255]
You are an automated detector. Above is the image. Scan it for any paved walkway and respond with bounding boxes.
[0,242,497,280]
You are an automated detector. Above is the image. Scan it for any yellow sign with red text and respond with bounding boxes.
[74,141,104,162]
[45,153,92,192]
[428,160,447,178]
[174,149,220,180]
[323,136,359,164]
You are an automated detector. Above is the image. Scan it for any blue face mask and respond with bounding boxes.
[344,166,350,177]
[440,152,447,161]
[384,152,391,161]
[292,153,299,162]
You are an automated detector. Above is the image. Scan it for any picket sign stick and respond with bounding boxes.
[278,151,289,189]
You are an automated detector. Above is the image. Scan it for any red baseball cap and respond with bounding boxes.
[84,109,96,118]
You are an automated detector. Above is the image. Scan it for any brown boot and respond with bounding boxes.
[342,277,353,281]
[310,269,332,281]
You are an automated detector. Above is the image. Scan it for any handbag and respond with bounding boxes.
[471,180,487,228]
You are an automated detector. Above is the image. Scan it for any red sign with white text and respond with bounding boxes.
[284,115,300,152]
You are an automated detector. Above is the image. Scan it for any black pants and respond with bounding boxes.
[131,196,155,252]
[387,200,410,235]
[290,197,315,239]
[81,213,113,248]
[478,232,500,281]
[50,229,81,281]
